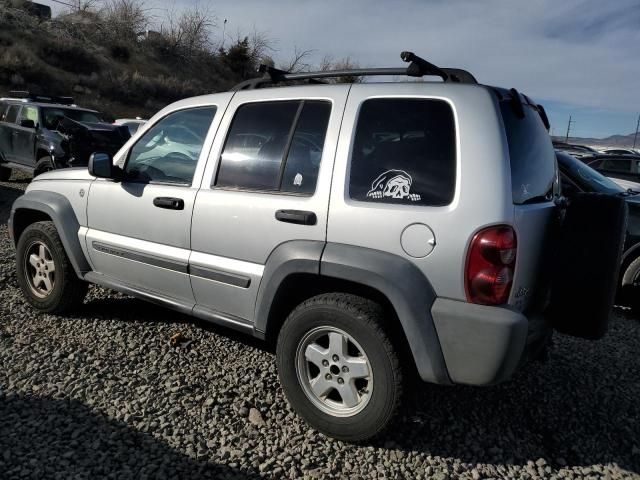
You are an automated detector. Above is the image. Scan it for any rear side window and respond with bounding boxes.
[4,105,20,124]
[500,101,557,204]
[216,100,331,195]
[349,98,456,206]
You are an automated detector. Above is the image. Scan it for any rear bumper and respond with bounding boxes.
[431,298,549,386]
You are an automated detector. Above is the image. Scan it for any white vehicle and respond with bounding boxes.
[113,118,147,135]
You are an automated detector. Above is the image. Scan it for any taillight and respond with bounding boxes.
[465,225,517,305]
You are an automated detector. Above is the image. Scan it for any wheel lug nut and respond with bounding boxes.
[332,355,339,362]
[325,373,332,380]
[342,366,349,373]
[322,360,329,367]
[337,378,344,384]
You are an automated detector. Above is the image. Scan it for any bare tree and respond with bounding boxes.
[162,4,216,58]
[69,0,99,12]
[103,0,150,39]
[318,55,363,83]
[280,46,313,73]
[247,27,275,67]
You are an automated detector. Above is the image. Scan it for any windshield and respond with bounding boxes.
[42,107,103,130]
[556,151,624,194]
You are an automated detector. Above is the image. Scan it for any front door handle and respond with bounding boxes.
[275,209,317,225]
[153,197,184,210]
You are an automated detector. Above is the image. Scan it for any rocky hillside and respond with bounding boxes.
[0,4,260,120]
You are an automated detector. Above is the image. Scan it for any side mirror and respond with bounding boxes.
[88,152,117,179]
[20,119,35,129]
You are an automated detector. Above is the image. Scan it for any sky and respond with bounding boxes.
[50,0,640,139]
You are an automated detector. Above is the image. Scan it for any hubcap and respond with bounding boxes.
[24,241,56,298]
[296,326,373,417]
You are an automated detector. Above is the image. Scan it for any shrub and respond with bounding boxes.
[39,38,101,74]
[110,44,130,62]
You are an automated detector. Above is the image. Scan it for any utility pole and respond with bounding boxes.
[633,114,640,150]
[565,115,574,143]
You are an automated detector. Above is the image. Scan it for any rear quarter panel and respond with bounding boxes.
[327,83,514,301]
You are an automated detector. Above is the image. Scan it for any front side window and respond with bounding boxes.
[216,100,331,195]
[349,98,456,206]
[4,105,20,124]
[125,106,216,185]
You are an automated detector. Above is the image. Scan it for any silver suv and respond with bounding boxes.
[9,53,626,441]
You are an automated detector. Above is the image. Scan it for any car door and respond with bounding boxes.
[84,103,222,307]
[189,85,349,326]
[0,104,22,162]
[13,105,38,166]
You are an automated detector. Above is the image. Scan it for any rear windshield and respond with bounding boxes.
[500,100,557,204]
[42,107,103,130]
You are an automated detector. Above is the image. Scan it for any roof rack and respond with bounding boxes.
[8,91,75,105]
[231,51,477,91]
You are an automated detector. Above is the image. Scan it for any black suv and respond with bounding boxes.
[0,92,130,180]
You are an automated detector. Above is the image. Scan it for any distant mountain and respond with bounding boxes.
[552,132,638,148]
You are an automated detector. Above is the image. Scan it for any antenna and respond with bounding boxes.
[633,114,639,150]
[565,115,575,143]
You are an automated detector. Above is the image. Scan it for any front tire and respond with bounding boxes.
[276,293,403,441]
[16,221,87,313]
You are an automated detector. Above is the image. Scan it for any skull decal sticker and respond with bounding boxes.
[366,170,421,202]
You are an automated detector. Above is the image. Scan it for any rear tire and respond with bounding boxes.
[0,165,11,181]
[16,221,87,313]
[276,293,403,442]
[34,157,54,177]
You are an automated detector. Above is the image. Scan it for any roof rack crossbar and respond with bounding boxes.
[230,51,477,91]
[6,91,74,105]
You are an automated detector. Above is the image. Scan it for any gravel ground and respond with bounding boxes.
[0,170,639,479]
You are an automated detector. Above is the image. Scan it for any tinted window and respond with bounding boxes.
[216,100,331,195]
[125,107,216,185]
[556,152,623,194]
[349,99,456,206]
[5,105,20,124]
[500,101,557,204]
[281,102,331,194]
[601,159,630,172]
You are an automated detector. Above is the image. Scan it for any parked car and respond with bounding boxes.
[581,154,640,185]
[552,141,600,158]
[557,150,640,312]
[114,117,147,135]
[8,53,627,441]
[0,92,130,179]
[601,148,639,156]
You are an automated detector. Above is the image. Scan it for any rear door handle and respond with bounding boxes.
[275,209,317,225]
[153,197,184,210]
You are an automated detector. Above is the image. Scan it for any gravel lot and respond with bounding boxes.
[0,170,639,479]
